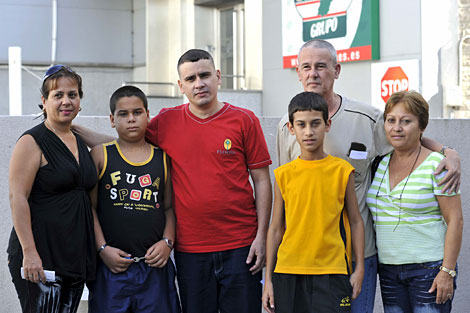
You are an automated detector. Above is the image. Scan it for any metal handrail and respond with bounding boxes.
[221,74,245,78]
[21,66,44,81]
[123,81,178,97]
[220,74,246,90]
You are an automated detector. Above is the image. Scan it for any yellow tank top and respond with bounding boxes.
[274,155,354,275]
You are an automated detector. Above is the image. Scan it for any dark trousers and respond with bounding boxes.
[272,273,353,313]
[87,258,181,313]
[175,245,262,313]
[8,252,84,313]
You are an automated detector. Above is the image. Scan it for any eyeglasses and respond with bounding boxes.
[43,64,75,81]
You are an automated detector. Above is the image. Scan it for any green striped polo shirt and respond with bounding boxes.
[366,152,458,264]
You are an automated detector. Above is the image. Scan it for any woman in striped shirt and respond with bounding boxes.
[366,90,463,313]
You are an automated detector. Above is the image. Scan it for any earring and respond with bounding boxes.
[78,107,82,112]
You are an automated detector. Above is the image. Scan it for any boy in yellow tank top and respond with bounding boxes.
[263,92,365,313]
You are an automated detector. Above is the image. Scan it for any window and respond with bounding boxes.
[218,4,245,89]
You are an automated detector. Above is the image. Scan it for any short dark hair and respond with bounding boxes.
[177,49,215,74]
[109,85,148,114]
[288,92,329,124]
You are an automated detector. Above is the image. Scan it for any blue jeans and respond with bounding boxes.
[351,254,378,313]
[378,261,457,313]
[87,258,180,313]
[175,245,262,313]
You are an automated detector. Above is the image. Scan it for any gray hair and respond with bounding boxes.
[298,39,337,64]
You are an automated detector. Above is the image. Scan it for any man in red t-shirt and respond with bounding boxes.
[74,49,272,313]
[145,49,272,313]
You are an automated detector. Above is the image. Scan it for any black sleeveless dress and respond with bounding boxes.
[7,122,98,280]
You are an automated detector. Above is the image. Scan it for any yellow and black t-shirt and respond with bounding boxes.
[274,155,354,275]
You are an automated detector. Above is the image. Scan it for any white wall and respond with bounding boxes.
[0,0,148,116]
[0,0,134,65]
[421,0,460,117]
[262,0,301,117]
[133,0,147,66]
[194,6,217,55]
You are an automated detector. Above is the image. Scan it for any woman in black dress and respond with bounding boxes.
[8,65,98,313]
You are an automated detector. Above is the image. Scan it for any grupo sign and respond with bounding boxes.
[371,60,420,110]
[282,0,380,68]
[296,0,349,41]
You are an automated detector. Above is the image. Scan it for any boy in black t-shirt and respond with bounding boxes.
[87,86,180,313]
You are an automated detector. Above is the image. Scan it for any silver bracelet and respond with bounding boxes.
[97,243,107,255]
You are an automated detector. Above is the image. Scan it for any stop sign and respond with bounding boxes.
[381,66,409,103]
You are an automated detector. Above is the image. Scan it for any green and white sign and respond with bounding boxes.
[282,0,380,68]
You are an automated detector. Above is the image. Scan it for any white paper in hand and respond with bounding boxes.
[21,267,56,282]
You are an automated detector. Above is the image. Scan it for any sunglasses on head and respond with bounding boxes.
[43,64,75,81]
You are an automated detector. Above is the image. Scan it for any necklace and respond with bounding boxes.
[45,120,79,160]
[390,145,422,194]
[376,144,422,231]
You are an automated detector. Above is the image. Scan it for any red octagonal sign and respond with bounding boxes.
[381,66,409,103]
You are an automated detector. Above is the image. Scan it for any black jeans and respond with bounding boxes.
[8,252,85,313]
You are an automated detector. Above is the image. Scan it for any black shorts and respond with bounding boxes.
[272,273,352,313]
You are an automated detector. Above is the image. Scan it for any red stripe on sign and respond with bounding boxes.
[283,55,298,69]
[296,0,320,7]
[303,11,347,21]
[337,46,372,63]
[283,45,372,68]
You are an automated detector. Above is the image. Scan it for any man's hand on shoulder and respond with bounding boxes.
[71,123,115,148]
[435,148,461,194]
[99,245,133,273]
[246,234,266,275]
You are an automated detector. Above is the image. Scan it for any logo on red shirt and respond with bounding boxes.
[224,139,232,150]
[218,138,236,155]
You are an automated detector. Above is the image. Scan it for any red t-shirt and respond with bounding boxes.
[146,102,272,253]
